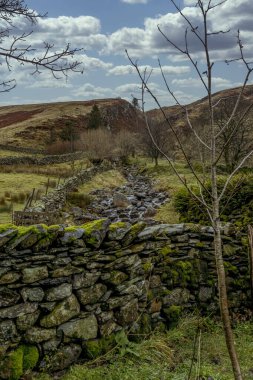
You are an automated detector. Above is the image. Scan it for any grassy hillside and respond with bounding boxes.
[0,98,145,149]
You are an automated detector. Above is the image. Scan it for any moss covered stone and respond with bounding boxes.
[82,219,110,248]
[76,283,107,305]
[83,334,117,359]
[0,228,18,248]
[163,305,182,323]
[105,271,128,285]
[51,264,82,278]
[159,246,173,256]
[122,221,146,246]
[40,294,80,328]
[108,221,130,240]
[25,327,56,343]
[3,346,23,380]
[60,227,85,244]
[0,344,39,380]
[0,272,21,285]
[172,260,196,287]
[22,345,39,371]
[58,315,98,340]
[22,266,48,284]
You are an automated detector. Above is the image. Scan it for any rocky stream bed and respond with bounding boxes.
[71,166,169,225]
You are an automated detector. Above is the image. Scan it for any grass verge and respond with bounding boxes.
[35,316,253,380]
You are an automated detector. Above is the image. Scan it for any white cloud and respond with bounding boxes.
[172,76,240,90]
[104,0,253,61]
[183,0,197,5]
[36,15,101,37]
[108,64,190,76]
[115,83,141,93]
[72,83,113,99]
[80,55,113,71]
[121,0,149,3]
[172,77,203,88]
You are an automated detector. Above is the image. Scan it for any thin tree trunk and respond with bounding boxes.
[213,219,243,380]
[248,225,253,307]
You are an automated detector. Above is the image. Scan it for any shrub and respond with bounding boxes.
[67,192,93,208]
[174,174,253,230]
[0,197,6,206]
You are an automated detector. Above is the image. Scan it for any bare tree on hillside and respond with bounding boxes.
[141,117,175,166]
[127,1,253,379]
[0,0,83,92]
[114,129,139,160]
[81,128,115,162]
[215,97,253,172]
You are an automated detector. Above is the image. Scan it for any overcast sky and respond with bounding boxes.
[0,0,252,109]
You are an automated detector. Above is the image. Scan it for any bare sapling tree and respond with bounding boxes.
[215,97,253,172]
[0,0,83,92]
[127,1,253,379]
[141,117,174,166]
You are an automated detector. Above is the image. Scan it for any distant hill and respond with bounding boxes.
[1,84,253,150]
[147,84,253,130]
[0,98,145,149]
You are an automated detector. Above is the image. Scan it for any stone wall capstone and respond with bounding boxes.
[0,220,250,378]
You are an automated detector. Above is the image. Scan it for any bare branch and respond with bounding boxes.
[0,0,83,92]
[126,50,212,197]
[219,149,253,201]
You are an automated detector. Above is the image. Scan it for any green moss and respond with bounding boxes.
[159,246,172,256]
[147,290,154,301]
[6,347,24,380]
[224,261,238,273]
[0,224,16,234]
[64,226,81,233]
[195,242,205,248]
[164,305,182,323]
[107,271,128,285]
[223,244,237,257]
[143,261,152,272]
[241,236,249,248]
[84,335,117,359]
[140,314,152,335]
[84,340,102,359]
[171,269,179,284]
[233,276,249,288]
[109,221,128,232]
[22,345,39,371]
[82,219,108,247]
[185,223,202,233]
[172,260,195,287]
[207,278,215,287]
[83,219,107,234]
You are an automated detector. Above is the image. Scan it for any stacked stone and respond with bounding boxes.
[0,144,45,155]
[0,151,86,166]
[28,162,112,213]
[0,220,250,378]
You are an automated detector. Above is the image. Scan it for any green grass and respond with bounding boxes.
[0,173,57,223]
[78,169,127,193]
[134,157,230,224]
[0,150,39,158]
[34,316,253,380]
[0,158,90,223]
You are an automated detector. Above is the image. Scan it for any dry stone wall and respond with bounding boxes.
[0,220,250,378]
[0,144,45,155]
[28,162,112,213]
[0,152,85,166]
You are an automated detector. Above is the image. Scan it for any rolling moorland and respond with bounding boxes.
[0,85,252,379]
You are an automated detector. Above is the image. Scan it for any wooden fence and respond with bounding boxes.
[13,211,60,226]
